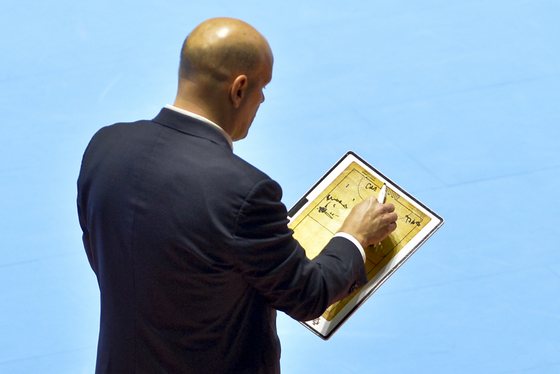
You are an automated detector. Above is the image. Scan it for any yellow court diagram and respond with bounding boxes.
[289,161,432,322]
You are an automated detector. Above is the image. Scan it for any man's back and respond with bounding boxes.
[78,109,283,372]
[78,108,368,373]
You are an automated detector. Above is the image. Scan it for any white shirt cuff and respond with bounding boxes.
[333,232,366,262]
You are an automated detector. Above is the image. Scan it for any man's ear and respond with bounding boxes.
[229,75,248,109]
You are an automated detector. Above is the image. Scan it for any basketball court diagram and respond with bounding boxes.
[288,157,441,334]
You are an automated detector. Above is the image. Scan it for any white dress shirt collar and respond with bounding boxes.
[165,104,233,150]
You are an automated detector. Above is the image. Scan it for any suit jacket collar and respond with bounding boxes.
[152,107,233,151]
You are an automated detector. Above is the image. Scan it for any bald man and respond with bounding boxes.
[78,18,397,373]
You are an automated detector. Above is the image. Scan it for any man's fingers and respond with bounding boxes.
[385,212,398,224]
[382,221,397,238]
[380,203,395,213]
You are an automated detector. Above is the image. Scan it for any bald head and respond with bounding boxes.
[179,17,272,83]
[174,18,273,141]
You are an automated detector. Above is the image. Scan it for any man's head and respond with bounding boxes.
[174,18,273,141]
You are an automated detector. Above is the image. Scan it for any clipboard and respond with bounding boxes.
[287,151,444,339]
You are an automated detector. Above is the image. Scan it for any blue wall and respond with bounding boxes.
[1,1,559,372]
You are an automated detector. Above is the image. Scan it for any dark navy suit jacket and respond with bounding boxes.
[77,108,367,373]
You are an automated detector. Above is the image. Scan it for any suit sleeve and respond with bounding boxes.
[231,178,367,321]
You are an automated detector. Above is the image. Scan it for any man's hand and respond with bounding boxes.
[338,196,398,248]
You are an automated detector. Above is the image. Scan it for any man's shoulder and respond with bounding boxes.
[204,151,280,201]
[91,118,154,139]
[230,153,270,181]
[85,116,278,192]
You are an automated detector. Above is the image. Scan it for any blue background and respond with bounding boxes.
[1,1,559,372]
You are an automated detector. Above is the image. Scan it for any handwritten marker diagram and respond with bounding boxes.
[289,162,431,321]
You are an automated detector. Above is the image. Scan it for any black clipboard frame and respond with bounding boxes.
[288,151,444,340]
